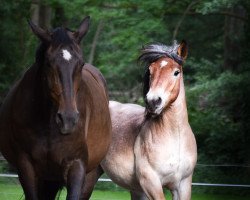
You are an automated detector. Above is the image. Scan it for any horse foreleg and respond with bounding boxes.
[130,191,148,200]
[136,167,165,200]
[80,165,104,200]
[17,154,38,200]
[170,190,179,200]
[170,176,192,200]
[178,176,192,200]
[37,180,62,200]
[66,159,85,200]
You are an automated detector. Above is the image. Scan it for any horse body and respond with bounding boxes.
[0,17,111,200]
[103,77,196,200]
[133,75,196,200]
[83,41,197,200]
[101,101,144,191]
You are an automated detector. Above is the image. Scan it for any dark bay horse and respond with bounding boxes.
[0,16,111,200]
[82,41,197,200]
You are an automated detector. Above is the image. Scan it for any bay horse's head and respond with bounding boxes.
[139,41,188,117]
[29,16,90,134]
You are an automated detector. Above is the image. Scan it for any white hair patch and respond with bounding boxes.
[62,49,72,61]
[160,60,168,68]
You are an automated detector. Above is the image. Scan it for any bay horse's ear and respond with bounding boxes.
[28,20,51,43]
[74,16,90,44]
[177,40,188,60]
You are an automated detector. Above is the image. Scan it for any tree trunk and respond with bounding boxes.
[39,1,52,29]
[223,5,246,71]
[88,20,104,64]
[30,0,40,25]
[172,0,199,41]
[30,0,51,29]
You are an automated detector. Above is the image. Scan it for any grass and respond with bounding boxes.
[90,191,250,200]
[0,183,250,200]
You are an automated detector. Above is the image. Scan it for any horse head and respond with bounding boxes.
[28,16,90,134]
[139,41,188,117]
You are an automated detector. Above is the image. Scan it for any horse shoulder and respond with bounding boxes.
[0,65,39,132]
[180,125,197,173]
[80,65,111,172]
[0,65,41,165]
[82,63,108,97]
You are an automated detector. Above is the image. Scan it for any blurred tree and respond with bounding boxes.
[0,0,249,194]
[0,0,32,100]
[31,0,52,28]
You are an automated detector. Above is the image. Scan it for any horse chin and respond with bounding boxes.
[147,108,163,118]
[60,126,76,135]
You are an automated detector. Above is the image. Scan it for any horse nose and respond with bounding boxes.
[147,97,162,111]
[56,111,79,134]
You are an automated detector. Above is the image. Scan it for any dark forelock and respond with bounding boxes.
[139,41,183,100]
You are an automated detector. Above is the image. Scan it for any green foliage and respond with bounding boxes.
[187,70,250,161]
[0,0,34,98]
[186,69,250,194]
[196,0,238,14]
[0,0,250,195]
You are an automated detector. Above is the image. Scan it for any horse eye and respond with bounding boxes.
[174,70,180,76]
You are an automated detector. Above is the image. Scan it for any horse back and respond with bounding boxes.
[108,101,145,154]
[101,101,145,190]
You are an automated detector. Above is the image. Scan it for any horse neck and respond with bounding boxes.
[33,63,53,112]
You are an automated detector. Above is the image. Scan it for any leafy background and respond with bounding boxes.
[0,0,249,195]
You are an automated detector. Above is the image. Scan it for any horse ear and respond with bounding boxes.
[177,40,188,60]
[28,20,51,43]
[74,16,90,44]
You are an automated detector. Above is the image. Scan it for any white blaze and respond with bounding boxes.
[62,49,72,61]
[160,60,168,68]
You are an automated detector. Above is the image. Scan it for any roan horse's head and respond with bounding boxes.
[29,17,90,134]
[139,41,188,117]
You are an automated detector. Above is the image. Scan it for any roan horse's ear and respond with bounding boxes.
[73,16,90,44]
[28,20,51,43]
[177,40,188,60]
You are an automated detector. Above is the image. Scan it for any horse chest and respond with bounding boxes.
[146,140,180,172]
[16,127,83,167]
[136,133,193,185]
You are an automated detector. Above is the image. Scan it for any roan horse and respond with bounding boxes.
[82,41,197,200]
[0,16,111,200]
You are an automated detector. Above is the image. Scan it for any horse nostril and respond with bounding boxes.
[151,97,162,108]
[56,112,63,125]
[56,111,79,134]
[147,97,162,111]
[155,97,162,106]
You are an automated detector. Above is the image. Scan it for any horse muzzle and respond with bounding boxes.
[146,97,163,116]
[56,111,80,134]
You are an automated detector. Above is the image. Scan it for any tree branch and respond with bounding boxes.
[167,11,248,22]
[88,20,104,64]
[172,0,200,41]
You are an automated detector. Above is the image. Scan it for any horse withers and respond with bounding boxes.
[0,16,111,200]
[82,41,197,200]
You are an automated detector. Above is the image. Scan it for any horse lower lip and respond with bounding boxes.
[147,107,162,117]
[60,129,70,135]
[60,126,75,134]
[147,109,158,116]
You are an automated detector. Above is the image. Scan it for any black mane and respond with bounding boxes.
[138,41,183,99]
[51,27,73,47]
